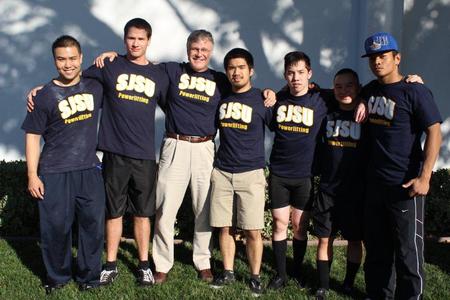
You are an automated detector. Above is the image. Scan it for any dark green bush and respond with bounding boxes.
[0,160,39,236]
[426,168,450,236]
[1,160,449,238]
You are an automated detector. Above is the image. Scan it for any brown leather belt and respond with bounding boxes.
[165,132,214,143]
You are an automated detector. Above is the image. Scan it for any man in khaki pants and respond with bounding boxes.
[209,48,272,296]
[152,30,228,283]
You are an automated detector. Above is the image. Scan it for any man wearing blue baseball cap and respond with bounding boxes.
[360,32,442,299]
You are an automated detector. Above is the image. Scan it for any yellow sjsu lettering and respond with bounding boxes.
[368,96,395,120]
[178,73,216,97]
[219,102,253,123]
[276,105,313,126]
[58,94,94,119]
[326,120,361,140]
[116,73,155,97]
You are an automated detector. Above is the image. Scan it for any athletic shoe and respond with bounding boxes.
[210,270,235,288]
[79,282,100,292]
[267,275,286,290]
[137,268,155,286]
[99,267,118,286]
[249,277,264,296]
[44,283,66,295]
[341,283,354,295]
[295,276,306,289]
[315,288,328,300]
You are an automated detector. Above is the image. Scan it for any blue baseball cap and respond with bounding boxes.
[362,32,399,57]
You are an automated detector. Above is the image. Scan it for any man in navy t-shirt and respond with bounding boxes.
[312,68,367,298]
[361,32,442,300]
[22,36,105,294]
[267,51,332,290]
[82,19,169,287]
[209,48,272,295]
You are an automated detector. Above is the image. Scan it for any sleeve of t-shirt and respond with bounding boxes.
[21,92,48,135]
[411,84,442,130]
[216,71,231,97]
[265,106,275,131]
[158,63,170,112]
[83,63,105,83]
[360,83,370,101]
[312,117,328,176]
[320,89,338,112]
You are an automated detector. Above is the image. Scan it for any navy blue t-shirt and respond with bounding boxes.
[163,62,230,136]
[83,55,169,160]
[269,89,331,178]
[21,78,103,174]
[361,80,442,185]
[318,108,368,197]
[215,88,272,173]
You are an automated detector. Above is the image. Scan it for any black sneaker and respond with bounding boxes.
[249,277,264,296]
[295,276,306,289]
[315,288,328,300]
[79,282,100,292]
[44,283,66,295]
[137,268,155,286]
[267,275,286,290]
[210,270,235,288]
[341,283,355,295]
[99,267,118,286]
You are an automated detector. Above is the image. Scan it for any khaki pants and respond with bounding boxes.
[152,137,214,272]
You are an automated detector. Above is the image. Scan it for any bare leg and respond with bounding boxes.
[245,229,263,275]
[219,227,236,270]
[134,216,150,261]
[105,217,123,262]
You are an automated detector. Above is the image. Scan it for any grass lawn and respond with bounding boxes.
[0,238,449,299]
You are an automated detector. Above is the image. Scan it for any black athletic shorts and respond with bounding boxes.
[268,174,314,210]
[312,191,363,241]
[102,151,157,218]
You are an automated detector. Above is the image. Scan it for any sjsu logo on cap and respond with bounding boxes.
[362,32,398,57]
[370,41,382,50]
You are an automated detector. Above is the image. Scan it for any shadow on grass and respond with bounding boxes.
[424,240,450,273]
[5,239,46,284]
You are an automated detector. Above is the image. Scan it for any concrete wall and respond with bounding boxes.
[0,0,448,167]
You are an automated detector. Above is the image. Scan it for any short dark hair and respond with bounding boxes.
[124,18,152,39]
[223,48,254,70]
[284,51,311,72]
[334,68,360,85]
[186,29,214,49]
[52,35,81,57]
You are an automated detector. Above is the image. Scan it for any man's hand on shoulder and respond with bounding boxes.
[262,89,276,107]
[94,51,118,68]
[26,85,44,112]
[405,74,424,84]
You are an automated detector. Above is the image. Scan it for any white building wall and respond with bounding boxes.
[0,0,448,167]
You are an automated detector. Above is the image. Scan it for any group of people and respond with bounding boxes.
[22,17,442,300]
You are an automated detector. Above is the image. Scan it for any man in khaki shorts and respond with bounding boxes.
[210,48,273,296]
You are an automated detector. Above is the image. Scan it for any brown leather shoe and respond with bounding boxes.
[154,272,168,284]
[198,269,213,283]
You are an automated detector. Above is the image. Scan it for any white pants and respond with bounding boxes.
[152,137,214,272]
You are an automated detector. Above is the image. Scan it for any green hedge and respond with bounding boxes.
[1,160,449,238]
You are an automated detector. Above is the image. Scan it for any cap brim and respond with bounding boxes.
[361,49,397,58]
